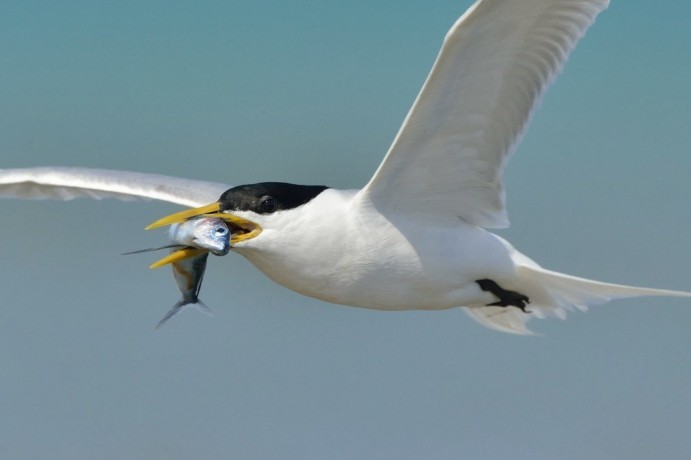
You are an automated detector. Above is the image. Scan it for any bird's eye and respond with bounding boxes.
[258,196,278,214]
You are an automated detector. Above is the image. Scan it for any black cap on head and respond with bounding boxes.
[219,182,329,215]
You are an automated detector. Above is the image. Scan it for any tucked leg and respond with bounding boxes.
[475,279,531,313]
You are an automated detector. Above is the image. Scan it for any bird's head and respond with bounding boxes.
[146,182,329,265]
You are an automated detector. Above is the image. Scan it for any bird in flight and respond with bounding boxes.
[1,0,689,334]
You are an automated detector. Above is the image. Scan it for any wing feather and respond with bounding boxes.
[359,0,609,227]
[0,167,230,208]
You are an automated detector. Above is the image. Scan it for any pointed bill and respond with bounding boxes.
[149,247,208,269]
[145,202,221,230]
[146,203,263,244]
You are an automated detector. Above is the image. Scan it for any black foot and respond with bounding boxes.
[475,279,531,313]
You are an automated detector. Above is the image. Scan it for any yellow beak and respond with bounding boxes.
[145,203,222,230]
[145,202,263,268]
[149,247,207,269]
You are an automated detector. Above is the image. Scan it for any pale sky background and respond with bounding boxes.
[1,1,690,459]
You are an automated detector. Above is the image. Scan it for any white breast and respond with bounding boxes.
[233,189,518,310]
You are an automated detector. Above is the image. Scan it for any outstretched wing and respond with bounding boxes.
[358,0,609,228]
[0,167,231,207]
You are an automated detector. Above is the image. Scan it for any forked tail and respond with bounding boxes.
[465,265,691,335]
[156,299,212,329]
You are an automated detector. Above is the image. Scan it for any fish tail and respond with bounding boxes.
[155,298,213,329]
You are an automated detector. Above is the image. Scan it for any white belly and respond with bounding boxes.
[233,204,520,311]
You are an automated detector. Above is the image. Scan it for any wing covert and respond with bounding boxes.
[359,0,609,227]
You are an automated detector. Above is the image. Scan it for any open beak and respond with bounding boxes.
[145,202,262,268]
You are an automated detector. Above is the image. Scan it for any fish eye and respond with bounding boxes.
[258,196,278,214]
[215,227,228,236]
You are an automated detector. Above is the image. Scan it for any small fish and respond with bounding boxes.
[157,217,231,328]
[124,216,231,328]
[123,217,230,259]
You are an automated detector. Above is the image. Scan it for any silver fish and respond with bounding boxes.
[156,217,231,328]
[123,217,230,259]
[124,216,231,328]
[167,217,230,256]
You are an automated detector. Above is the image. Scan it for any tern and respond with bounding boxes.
[2,0,689,334]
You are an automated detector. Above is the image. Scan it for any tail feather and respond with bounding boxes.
[465,266,691,335]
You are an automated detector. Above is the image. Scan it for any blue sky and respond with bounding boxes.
[1,1,690,459]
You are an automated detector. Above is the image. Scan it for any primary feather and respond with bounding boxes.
[360,0,610,228]
[0,167,230,207]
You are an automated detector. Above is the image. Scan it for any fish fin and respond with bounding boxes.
[122,245,185,255]
[193,300,214,317]
[155,299,213,329]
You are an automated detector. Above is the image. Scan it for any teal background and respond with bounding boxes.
[1,1,690,458]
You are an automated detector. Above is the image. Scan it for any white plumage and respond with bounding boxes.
[1,0,689,334]
[0,166,228,206]
[363,0,609,228]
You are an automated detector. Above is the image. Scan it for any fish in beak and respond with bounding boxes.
[145,202,262,267]
[125,211,261,328]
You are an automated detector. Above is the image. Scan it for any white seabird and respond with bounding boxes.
[1,0,689,334]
